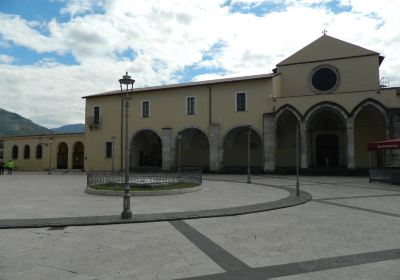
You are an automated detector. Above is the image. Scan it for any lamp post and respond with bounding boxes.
[296,121,300,196]
[177,132,182,173]
[48,137,53,175]
[111,136,116,172]
[246,123,251,184]
[119,72,135,219]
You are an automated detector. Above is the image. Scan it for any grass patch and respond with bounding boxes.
[90,182,199,192]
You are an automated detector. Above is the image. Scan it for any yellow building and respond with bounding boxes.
[3,35,400,172]
[1,133,84,171]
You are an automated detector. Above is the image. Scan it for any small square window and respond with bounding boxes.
[236,93,246,112]
[186,97,196,115]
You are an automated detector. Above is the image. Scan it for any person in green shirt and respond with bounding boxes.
[6,160,15,175]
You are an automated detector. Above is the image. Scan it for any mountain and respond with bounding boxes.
[52,124,85,133]
[0,108,52,136]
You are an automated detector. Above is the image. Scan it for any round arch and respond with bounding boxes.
[131,129,162,168]
[353,104,387,168]
[305,103,348,168]
[275,105,302,126]
[57,142,68,169]
[223,125,263,169]
[304,102,348,128]
[276,110,299,168]
[176,127,209,169]
[72,141,84,169]
[352,99,389,127]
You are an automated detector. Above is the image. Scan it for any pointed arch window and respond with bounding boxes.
[24,145,30,159]
[36,144,43,159]
[12,145,18,159]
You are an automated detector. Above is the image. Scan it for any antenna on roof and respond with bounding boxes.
[322,29,327,35]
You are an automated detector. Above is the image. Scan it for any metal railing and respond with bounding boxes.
[87,170,202,189]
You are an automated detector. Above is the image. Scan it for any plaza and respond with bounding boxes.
[0,172,399,279]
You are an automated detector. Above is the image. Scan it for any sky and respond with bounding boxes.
[0,0,400,128]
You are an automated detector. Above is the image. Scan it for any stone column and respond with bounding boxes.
[346,117,355,169]
[161,128,174,170]
[209,123,222,171]
[263,113,276,172]
[300,122,308,169]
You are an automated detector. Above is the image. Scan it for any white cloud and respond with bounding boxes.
[0,13,66,53]
[0,0,400,127]
[60,0,106,16]
[0,54,15,64]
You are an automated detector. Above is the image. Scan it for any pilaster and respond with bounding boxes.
[263,114,276,172]
[347,117,355,169]
[209,123,223,171]
[161,128,174,170]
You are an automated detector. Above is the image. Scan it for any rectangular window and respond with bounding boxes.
[142,101,150,118]
[105,141,112,158]
[93,106,100,124]
[186,97,196,115]
[236,93,246,112]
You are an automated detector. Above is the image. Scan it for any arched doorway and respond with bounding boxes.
[131,130,162,168]
[72,142,84,169]
[354,105,386,168]
[176,128,209,169]
[223,126,263,169]
[57,142,68,169]
[308,110,346,168]
[276,110,299,168]
[315,134,339,167]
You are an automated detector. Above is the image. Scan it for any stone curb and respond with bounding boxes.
[85,185,202,196]
[0,180,312,229]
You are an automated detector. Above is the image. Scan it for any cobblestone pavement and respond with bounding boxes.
[0,172,399,279]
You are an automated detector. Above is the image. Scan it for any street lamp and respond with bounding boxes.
[119,72,135,219]
[48,137,53,175]
[111,136,116,172]
[296,121,300,196]
[177,132,182,173]
[246,123,251,184]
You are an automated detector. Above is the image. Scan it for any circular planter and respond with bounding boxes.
[85,185,202,196]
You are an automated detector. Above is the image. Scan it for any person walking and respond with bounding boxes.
[6,160,15,175]
[0,159,4,175]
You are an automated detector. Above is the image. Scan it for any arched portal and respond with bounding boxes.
[131,130,162,168]
[354,105,386,168]
[57,142,68,169]
[308,111,346,167]
[276,110,299,168]
[176,128,209,169]
[72,142,84,169]
[223,126,263,168]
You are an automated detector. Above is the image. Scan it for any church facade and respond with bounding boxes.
[2,35,400,172]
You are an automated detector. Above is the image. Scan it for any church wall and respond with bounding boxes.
[278,55,380,98]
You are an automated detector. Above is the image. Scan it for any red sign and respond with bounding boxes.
[368,139,400,151]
